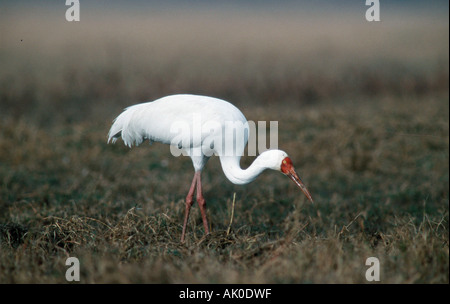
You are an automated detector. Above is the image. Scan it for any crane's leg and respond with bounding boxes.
[180,172,199,242]
[196,172,210,235]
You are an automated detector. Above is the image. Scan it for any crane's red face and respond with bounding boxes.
[281,157,314,203]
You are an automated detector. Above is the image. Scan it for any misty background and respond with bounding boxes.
[0,1,448,125]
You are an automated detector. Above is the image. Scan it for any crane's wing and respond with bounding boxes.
[107,94,249,152]
[108,99,185,148]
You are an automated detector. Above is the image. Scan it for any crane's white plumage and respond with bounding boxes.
[108,94,246,148]
[108,94,313,242]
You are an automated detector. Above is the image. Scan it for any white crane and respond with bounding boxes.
[108,94,313,242]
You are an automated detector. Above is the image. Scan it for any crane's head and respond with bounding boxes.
[259,150,314,203]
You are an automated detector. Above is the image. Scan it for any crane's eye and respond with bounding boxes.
[283,160,286,164]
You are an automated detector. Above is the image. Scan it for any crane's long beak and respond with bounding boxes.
[287,169,314,203]
[281,157,314,203]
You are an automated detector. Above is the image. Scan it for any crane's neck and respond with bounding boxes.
[218,155,268,185]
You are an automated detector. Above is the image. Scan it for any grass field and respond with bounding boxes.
[0,3,448,283]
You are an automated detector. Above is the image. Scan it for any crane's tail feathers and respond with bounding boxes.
[107,106,145,148]
[107,130,121,144]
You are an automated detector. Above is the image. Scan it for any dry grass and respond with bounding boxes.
[0,95,447,283]
[0,5,448,283]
